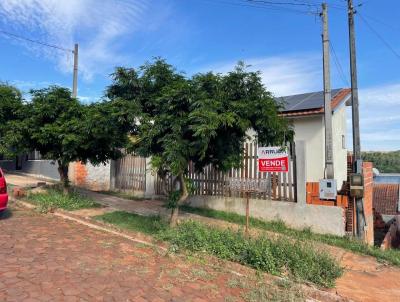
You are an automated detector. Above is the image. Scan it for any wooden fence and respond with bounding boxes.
[113,154,146,192]
[155,142,297,202]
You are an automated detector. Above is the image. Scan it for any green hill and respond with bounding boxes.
[362,151,400,173]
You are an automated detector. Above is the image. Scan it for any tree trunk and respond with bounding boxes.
[57,161,70,195]
[170,173,189,227]
[157,169,169,196]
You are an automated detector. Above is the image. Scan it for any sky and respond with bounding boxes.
[0,0,399,151]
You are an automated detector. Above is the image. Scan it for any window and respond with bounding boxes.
[342,135,346,149]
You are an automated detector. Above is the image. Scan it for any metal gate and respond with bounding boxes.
[113,154,146,192]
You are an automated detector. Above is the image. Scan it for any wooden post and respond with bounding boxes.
[245,191,250,235]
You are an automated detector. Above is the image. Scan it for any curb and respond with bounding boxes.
[11,197,166,251]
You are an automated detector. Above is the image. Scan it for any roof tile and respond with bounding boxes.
[373,184,400,215]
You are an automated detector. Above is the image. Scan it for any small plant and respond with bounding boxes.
[27,188,100,212]
[158,221,342,287]
[94,212,342,287]
[180,205,400,266]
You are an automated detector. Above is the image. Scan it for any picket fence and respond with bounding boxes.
[111,143,296,202]
[155,142,297,202]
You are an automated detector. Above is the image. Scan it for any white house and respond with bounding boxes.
[278,88,351,190]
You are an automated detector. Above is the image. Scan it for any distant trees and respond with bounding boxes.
[362,151,400,173]
[106,58,292,225]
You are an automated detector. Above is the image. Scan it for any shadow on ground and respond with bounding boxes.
[0,208,13,220]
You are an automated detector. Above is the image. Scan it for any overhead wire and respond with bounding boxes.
[0,29,74,53]
[357,12,400,61]
[329,41,350,87]
[194,0,319,15]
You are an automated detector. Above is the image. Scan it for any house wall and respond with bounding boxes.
[291,115,325,183]
[0,158,59,181]
[290,104,347,190]
[331,105,348,189]
[21,160,60,180]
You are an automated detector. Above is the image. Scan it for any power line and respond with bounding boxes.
[193,0,318,15]
[358,12,400,32]
[0,29,74,53]
[358,13,400,61]
[329,41,350,87]
[247,0,318,7]
[244,0,320,14]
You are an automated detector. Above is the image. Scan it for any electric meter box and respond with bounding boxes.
[319,179,337,200]
[350,173,364,198]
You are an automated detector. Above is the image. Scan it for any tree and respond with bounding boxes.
[0,84,26,157]
[4,86,130,192]
[107,59,292,225]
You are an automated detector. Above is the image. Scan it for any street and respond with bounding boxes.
[0,204,252,302]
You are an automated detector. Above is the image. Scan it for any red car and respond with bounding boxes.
[0,168,8,212]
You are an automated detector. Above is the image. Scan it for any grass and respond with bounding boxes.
[180,205,400,266]
[95,211,342,287]
[27,187,100,212]
[242,279,305,302]
[95,211,167,235]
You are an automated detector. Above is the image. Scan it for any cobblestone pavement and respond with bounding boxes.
[0,205,285,302]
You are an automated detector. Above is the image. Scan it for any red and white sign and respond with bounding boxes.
[257,147,289,173]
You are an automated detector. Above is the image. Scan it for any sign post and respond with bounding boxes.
[227,178,270,234]
[257,147,289,173]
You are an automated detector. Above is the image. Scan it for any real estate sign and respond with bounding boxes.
[257,146,289,173]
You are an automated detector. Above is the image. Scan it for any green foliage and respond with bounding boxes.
[27,188,100,212]
[0,85,130,185]
[0,84,26,157]
[362,151,400,173]
[184,178,197,195]
[106,58,292,181]
[165,190,181,209]
[95,211,342,287]
[181,205,400,266]
[159,221,342,287]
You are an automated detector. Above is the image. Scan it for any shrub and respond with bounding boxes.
[158,220,342,287]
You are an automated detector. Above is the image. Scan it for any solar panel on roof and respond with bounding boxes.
[277,88,343,112]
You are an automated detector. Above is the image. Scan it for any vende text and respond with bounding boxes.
[258,158,288,172]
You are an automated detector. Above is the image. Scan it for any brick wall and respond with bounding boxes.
[70,161,111,191]
[306,182,349,208]
[363,162,374,246]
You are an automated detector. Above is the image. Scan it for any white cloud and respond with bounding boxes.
[0,0,148,80]
[347,83,400,151]
[201,54,322,96]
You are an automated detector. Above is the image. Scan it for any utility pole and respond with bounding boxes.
[72,43,78,98]
[348,0,364,238]
[321,3,334,179]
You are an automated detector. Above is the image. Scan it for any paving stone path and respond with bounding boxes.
[0,205,260,302]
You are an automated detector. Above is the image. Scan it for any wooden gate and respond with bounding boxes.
[155,142,297,202]
[113,154,146,192]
